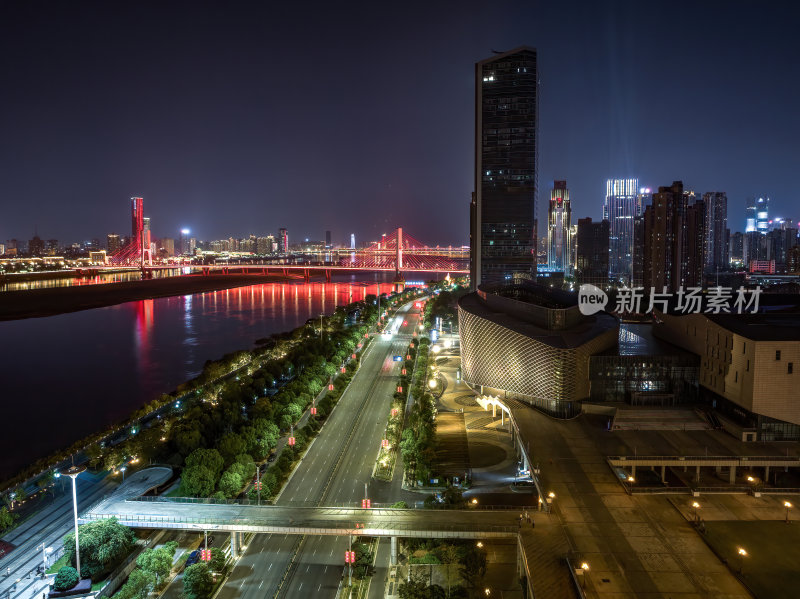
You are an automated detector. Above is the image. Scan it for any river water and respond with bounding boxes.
[0,275,419,480]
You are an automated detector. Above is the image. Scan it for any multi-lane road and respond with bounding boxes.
[216,300,424,599]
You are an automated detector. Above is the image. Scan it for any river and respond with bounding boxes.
[0,275,424,480]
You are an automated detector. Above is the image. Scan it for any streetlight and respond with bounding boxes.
[120,465,127,482]
[580,562,590,589]
[785,501,793,524]
[737,547,747,574]
[484,589,490,596]
[627,476,635,484]
[692,501,700,523]
[36,543,53,572]
[61,465,87,579]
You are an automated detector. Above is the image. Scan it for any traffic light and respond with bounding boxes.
[310,406,317,415]
[200,549,211,562]
[345,550,355,564]
[288,436,295,447]
[361,498,371,509]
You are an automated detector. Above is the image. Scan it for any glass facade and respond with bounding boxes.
[604,178,640,286]
[547,181,571,274]
[472,47,538,287]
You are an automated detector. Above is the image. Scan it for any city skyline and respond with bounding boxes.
[2,1,799,246]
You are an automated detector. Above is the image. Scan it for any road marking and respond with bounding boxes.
[268,563,273,571]
[258,581,263,589]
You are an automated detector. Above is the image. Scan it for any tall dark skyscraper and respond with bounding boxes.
[325,230,331,248]
[575,217,609,287]
[703,191,729,273]
[471,46,538,287]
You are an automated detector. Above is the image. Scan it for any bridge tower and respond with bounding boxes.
[394,227,404,282]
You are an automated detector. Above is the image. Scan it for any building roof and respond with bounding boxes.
[459,291,618,349]
[706,313,800,341]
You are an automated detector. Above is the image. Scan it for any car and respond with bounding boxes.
[185,550,200,567]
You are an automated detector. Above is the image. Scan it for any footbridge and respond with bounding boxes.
[80,496,518,539]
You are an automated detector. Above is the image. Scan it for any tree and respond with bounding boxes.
[53,567,79,591]
[217,433,247,464]
[438,544,460,597]
[185,449,224,479]
[208,547,226,572]
[0,506,16,533]
[217,470,243,498]
[63,517,135,580]
[136,545,174,585]
[458,546,487,592]
[116,568,156,599]
[181,465,217,498]
[183,563,214,599]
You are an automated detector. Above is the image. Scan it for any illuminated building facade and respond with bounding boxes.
[471,46,538,287]
[604,178,640,285]
[547,180,571,274]
[458,282,618,418]
[279,228,289,254]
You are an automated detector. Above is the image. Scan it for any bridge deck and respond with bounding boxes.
[82,498,519,539]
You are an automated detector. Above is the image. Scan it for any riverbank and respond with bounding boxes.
[0,273,300,321]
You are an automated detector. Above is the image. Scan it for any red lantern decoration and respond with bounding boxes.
[352,353,357,359]
[328,383,334,390]
[401,368,406,375]
[381,439,389,448]
[288,436,296,446]
[397,386,403,393]
[310,406,317,415]
[361,498,371,509]
[341,367,346,373]
[391,408,398,417]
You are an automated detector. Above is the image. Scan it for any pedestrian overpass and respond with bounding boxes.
[80,497,518,539]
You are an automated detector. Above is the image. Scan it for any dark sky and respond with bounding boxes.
[2,0,798,247]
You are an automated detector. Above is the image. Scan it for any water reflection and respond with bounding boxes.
[0,277,417,479]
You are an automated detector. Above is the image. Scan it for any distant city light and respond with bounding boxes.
[181,228,190,235]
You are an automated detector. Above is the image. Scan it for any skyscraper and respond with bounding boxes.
[278,228,289,254]
[471,46,538,287]
[604,178,640,285]
[703,192,729,273]
[325,230,331,248]
[107,233,121,254]
[642,181,707,293]
[350,233,356,249]
[547,180,571,274]
[575,218,609,287]
[746,197,769,233]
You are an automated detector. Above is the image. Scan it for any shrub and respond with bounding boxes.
[54,567,79,591]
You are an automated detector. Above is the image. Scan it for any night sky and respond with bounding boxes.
[2,0,798,247]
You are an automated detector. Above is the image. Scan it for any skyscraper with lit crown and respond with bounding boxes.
[547,180,571,274]
[604,178,640,285]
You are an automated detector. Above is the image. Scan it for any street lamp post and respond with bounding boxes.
[737,547,747,574]
[580,562,590,590]
[785,501,792,524]
[692,501,700,523]
[120,465,127,482]
[61,465,86,579]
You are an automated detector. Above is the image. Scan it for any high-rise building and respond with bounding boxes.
[325,230,332,248]
[0,244,4,256]
[703,192,729,273]
[160,237,175,256]
[684,198,706,287]
[575,218,610,287]
[28,235,45,256]
[744,231,767,266]
[730,231,744,264]
[107,234,121,254]
[642,181,691,293]
[604,178,640,285]
[470,46,538,287]
[547,180,571,274]
[746,197,769,233]
[350,233,356,249]
[278,228,288,254]
[179,229,191,255]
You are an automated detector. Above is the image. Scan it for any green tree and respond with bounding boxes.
[181,465,217,497]
[0,506,17,533]
[208,547,226,572]
[458,546,486,592]
[63,517,135,580]
[438,544,460,597]
[217,470,243,498]
[185,448,224,479]
[183,563,214,599]
[116,568,156,599]
[136,545,174,585]
[53,567,79,591]
[217,433,246,464]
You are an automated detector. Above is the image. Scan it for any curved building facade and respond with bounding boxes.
[458,283,618,418]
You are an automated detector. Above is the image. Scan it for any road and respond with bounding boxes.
[0,473,116,599]
[218,299,424,599]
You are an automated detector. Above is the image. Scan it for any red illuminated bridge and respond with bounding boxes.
[107,228,468,281]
